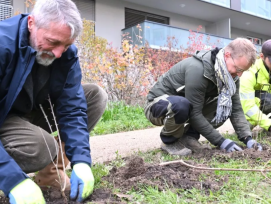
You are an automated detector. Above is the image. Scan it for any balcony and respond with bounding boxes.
[122,21,261,53]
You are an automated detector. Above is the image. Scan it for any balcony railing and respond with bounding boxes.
[122,21,261,53]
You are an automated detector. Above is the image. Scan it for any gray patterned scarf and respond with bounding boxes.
[212,49,236,124]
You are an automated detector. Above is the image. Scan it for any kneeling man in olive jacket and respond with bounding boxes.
[145,38,262,155]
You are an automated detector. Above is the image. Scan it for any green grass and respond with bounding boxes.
[90,101,154,136]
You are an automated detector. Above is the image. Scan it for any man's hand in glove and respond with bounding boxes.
[9,179,45,204]
[220,139,243,153]
[70,163,94,202]
[242,136,262,151]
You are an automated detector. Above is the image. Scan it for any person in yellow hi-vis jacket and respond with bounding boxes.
[240,40,271,132]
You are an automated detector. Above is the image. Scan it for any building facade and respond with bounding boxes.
[3,0,271,50]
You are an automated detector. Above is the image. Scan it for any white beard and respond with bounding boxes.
[36,51,56,66]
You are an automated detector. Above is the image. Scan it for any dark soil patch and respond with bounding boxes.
[0,188,124,204]
[0,195,8,204]
[42,188,125,204]
[104,147,271,195]
[191,146,271,165]
[104,156,226,194]
[1,147,271,203]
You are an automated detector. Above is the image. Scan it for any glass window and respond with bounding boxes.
[241,0,271,20]
[125,8,169,28]
[0,0,13,21]
[247,36,262,45]
[201,0,230,8]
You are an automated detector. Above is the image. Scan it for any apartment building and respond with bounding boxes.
[3,0,271,50]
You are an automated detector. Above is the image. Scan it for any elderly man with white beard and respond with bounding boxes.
[0,0,108,203]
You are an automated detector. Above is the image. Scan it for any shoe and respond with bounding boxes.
[160,139,192,156]
[179,135,211,153]
[34,142,71,191]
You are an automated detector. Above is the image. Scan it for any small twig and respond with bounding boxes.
[47,95,67,192]
[39,127,57,166]
[39,127,68,203]
[40,100,68,204]
[39,104,53,133]
[160,160,271,172]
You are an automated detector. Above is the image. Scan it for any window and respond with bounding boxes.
[73,0,95,22]
[201,0,230,8]
[125,8,169,28]
[0,0,13,21]
[247,36,262,45]
[241,0,271,19]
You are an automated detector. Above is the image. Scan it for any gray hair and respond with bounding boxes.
[224,37,257,66]
[31,0,82,39]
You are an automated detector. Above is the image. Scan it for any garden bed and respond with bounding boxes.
[2,143,271,203]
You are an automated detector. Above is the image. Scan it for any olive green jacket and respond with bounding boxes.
[147,50,251,145]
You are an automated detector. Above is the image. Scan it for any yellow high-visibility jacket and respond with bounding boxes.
[240,58,271,130]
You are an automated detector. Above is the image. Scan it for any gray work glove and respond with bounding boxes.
[220,139,243,153]
[246,139,263,151]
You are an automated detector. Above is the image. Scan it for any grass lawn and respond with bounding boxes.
[90,101,154,136]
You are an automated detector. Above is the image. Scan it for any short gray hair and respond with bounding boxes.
[31,0,82,39]
[224,38,257,66]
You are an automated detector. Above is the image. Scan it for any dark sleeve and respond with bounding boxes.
[230,79,252,140]
[0,47,29,196]
[0,141,29,196]
[56,58,92,167]
[185,65,224,145]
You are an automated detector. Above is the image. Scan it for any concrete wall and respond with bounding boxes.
[217,18,231,38]
[13,0,26,14]
[231,27,271,44]
[96,0,210,47]
[206,18,231,38]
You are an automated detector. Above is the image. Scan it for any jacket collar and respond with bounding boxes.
[193,50,217,85]
[193,49,239,85]
[18,14,36,54]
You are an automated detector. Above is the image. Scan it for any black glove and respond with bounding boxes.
[220,139,243,153]
[255,91,271,114]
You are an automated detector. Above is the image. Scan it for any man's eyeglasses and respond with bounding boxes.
[231,55,245,73]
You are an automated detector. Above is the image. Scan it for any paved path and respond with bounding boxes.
[90,119,235,164]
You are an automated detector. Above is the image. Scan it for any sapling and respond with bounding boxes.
[39,95,68,203]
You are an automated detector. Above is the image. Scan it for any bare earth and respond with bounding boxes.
[90,119,235,164]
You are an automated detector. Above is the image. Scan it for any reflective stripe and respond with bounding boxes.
[246,105,260,117]
[239,92,255,100]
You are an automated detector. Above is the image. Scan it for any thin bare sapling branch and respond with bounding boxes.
[47,95,67,192]
[160,159,271,172]
[39,98,68,203]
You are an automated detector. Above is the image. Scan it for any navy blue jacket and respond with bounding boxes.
[0,14,92,196]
